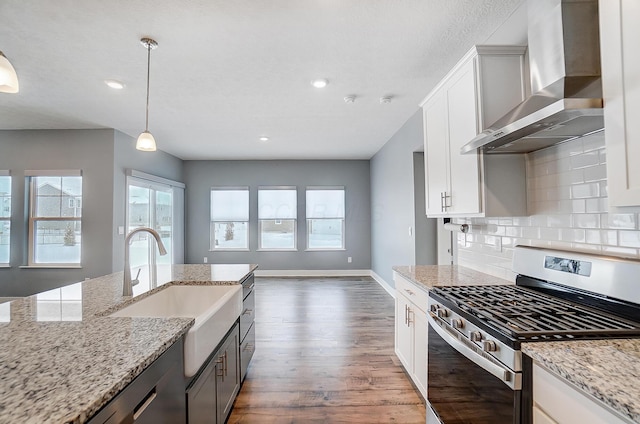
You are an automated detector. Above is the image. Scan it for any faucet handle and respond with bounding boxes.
[132,268,141,287]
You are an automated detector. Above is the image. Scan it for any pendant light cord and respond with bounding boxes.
[144,43,151,132]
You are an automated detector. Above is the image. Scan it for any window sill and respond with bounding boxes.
[0,264,10,268]
[304,248,347,252]
[256,249,298,252]
[209,248,250,252]
[19,265,83,269]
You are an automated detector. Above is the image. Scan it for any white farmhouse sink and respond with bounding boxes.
[110,285,243,377]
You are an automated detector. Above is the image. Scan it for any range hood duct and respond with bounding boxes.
[461,0,603,155]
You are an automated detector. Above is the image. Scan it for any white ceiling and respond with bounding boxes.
[0,0,527,160]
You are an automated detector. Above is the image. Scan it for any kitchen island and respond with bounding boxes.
[0,264,257,424]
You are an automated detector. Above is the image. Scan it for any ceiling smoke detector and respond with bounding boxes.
[380,96,392,104]
[344,95,356,103]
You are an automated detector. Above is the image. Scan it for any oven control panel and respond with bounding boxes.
[428,297,521,372]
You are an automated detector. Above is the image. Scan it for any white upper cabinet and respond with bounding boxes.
[600,0,640,207]
[421,46,528,217]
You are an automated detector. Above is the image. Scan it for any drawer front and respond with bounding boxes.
[240,322,255,381]
[394,274,428,312]
[240,289,255,342]
[242,273,255,300]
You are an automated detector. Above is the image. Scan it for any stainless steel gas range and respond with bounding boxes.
[426,246,640,424]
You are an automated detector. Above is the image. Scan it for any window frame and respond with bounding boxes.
[0,172,10,266]
[258,186,298,251]
[210,186,250,251]
[305,187,346,251]
[26,171,83,268]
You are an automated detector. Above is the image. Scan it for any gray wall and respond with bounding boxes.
[0,129,116,296]
[413,152,437,265]
[183,160,371,270]
[111,130,185,271]
[370,110,437,287]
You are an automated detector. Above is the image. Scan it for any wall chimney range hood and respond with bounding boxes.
[461,0,603,155]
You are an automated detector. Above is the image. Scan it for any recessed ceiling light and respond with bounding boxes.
[105,79,125,89]
[259,136,269,142]
[311,79,328,89]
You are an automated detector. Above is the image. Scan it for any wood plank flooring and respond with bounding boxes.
[228,277,426,424]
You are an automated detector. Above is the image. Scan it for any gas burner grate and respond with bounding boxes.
[432,285,640,341]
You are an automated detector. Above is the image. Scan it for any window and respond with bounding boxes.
[27,172,82,266]
[127,170,185,268]
[258,187,297,250]
[210,187,249,250]
[0,173,10,265]
[306,187,345,250]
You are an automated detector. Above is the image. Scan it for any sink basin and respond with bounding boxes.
[110,285,243,377]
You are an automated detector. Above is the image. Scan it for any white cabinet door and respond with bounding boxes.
[600,0,640,206]
[533,406,558,424]
[412,306,428,399]
[395,294,412,370]
[423,92,449,216]
[446,59,481,215]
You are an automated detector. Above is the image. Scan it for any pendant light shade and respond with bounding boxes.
[137,38,158,151]
[136,131,157,151]
[0,51,19,94]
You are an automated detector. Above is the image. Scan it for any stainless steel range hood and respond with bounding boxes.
[461,0,603,155]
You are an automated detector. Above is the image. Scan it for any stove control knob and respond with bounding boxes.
[470,331,483,342]
[483,340,498,352]
[452,318,464,329]
[437,308,450,318]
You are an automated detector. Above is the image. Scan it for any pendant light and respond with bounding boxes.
[136,38,158,151]
[0,51,19,93]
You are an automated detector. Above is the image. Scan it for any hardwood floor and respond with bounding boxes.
[228,277,426,424]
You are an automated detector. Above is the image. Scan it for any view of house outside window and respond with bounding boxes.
[0,174,10,264]
[306,188,345,250]
[30,175,82,265]
[258,187,297,250]
[210,187,249,250]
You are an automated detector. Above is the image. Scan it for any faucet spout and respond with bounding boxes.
[123,227,168,296]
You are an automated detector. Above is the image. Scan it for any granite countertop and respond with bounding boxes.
[392,264,513,291]
[0,263,258,424]
[524,339,640,423]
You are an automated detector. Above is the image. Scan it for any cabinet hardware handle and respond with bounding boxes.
[404,289,414,296]
[242,309,253,315]
[407,307,413,326]
[244,343,254,351]
[404,304,408,325]
[133,388,157,421]
[440,192,445,212]
[224,351,228,377]
[216,355,225,381]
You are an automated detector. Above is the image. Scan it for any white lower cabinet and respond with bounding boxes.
[394,273,427,399]
[532,363,632,424]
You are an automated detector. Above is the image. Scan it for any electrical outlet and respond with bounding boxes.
[347,256,352,263]
[203,257,208,263]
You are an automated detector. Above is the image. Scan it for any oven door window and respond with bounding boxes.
[427,323,520,424]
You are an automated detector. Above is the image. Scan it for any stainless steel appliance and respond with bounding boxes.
[460,0,603,155]
[426,246,640,424]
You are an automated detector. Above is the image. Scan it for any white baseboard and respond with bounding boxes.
[369,270,395,298]
[254,269,370,277]
[253,269,395,299]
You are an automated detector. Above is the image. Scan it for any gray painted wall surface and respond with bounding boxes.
[111,131,185,271]
[370,110,436,288]
[183,160,371,270]
[0,129,116,296]
[413,152,437,265]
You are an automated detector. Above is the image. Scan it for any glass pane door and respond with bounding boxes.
[128,182,173,268]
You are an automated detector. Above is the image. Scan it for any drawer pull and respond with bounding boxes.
[242,309,253,315]
[133,388,157,421]
[404,288,414,296]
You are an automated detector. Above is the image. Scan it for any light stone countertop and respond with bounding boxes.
[392,264,513,291]
[0,263,257,424]
[523,340,640,423]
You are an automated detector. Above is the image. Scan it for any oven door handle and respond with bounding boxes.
[428,313,520,390]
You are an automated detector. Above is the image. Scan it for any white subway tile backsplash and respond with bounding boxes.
[456,132,640,279]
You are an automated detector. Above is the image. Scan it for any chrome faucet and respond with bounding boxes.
[123,227,167,296]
